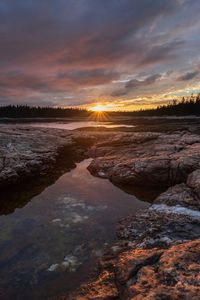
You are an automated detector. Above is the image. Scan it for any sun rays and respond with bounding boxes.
[88,105,110,122]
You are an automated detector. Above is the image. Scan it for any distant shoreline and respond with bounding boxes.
[0,115,200,123]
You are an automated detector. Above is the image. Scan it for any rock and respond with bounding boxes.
[73,240,200,300]
[3,127,200,191]
[0,125,112,188]
[3,125,200,299]
[155,183,200,210]
[187,169,200,198]
[88,132,200,188]
[117,206,200,248]
[0,126,72,187]
[110,156,171,186]
[74,271,118,300]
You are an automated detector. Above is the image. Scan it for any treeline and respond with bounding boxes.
[125,94,200,116]
[1,94,200,118]
[0,105,89,118]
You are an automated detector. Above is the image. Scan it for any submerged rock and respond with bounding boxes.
[47,255,81,273]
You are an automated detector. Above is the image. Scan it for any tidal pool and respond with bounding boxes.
[0,159,148,300]
[21,121,134,130]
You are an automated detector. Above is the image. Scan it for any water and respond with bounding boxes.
[21,121,134,130]
[0,159,147,300]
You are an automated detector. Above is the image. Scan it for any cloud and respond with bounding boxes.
[126,74,162,89]
[0,0,180,67]
[112,74,162,96]
[0,72,50,91]
[138,40,185,66]
[0,0,199,107]
[177,70,199,81]
[57,69,119,86]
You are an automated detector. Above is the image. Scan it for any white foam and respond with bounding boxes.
[52,218,61,223]
[47,263,59,272]
[150,204,200,220]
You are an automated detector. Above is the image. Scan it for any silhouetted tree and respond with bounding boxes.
[0,105,89,118]
[121,94,200,117]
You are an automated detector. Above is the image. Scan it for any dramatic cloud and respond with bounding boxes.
[177,71,199,81]
[112,74,162,96]
[57,69,120,86]
[0,0,200,109]
[126,74,162,89]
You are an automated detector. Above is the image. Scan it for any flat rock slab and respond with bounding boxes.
[0,125,113,187]
[88,131,200,188]
[0,126,73,186]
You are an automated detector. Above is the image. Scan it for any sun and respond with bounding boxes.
[89,104,110,121]
[90,105,106,112]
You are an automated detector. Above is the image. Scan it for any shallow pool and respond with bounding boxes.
[22,121,134,130]
[0,159,147,300]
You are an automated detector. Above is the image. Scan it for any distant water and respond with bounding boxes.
[24,121,134,130]
[0,159,147,300]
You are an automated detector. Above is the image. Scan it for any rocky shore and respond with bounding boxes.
[71,130,200,299]
[0,126,105,214]
[1,124,200,299]
[0,125,115,188]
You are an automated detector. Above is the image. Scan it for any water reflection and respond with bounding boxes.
[23,121,134,130]
[0,159,147,300]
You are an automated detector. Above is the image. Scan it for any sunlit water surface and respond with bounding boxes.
[0,159,147,300]
[24,121,134,130]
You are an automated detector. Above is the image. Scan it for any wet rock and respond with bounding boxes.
[72,271,118,300]
[70,195,200,299]
[117,206,200,249]
[155,183,200,210]
[73,240,200,300]
[187,169,200,198]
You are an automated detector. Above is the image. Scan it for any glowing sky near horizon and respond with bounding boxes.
[0,0,200,111]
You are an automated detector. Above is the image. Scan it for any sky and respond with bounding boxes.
[0,0,200,111]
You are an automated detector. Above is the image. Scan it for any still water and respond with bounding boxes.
[24,121,134,130]
[0,159,147,300]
